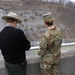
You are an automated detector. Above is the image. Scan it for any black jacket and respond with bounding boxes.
[0,26,31,64]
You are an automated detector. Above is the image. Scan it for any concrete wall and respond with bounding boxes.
[0,49,75,75]
[59,50,75,75]
[59,56,75,75]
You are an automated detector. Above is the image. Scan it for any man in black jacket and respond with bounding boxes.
[0,12,31,75]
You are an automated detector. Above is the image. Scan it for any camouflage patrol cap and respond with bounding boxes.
[43,12,52,19]
[43,12,54,23]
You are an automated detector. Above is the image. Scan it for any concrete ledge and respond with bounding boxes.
[61,50,75,58]
[0,42,75,75]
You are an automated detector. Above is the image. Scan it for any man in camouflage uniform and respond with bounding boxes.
[38,12,62,75]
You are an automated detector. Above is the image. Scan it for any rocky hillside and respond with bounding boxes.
[0,0,75,46]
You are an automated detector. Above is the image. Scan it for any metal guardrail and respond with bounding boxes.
[0,42,75,54]
[30,42,75,50]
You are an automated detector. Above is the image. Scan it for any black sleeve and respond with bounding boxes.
[18,30,31,51]
[0,32,2,49]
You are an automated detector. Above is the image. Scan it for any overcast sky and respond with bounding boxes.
[46,0,75,2]
[70,0,75,2]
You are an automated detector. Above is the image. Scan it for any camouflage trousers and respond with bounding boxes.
[40,63,59,75]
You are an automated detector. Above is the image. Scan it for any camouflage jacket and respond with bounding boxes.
[38,26,62,64]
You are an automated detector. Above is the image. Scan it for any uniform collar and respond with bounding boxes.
[48,26,56,30]
[6,23,13,27]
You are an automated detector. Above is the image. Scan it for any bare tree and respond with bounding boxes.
[66,1,74,7]
[58,0,70,4]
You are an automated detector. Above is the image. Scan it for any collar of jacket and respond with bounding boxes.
[6,23,14,27]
